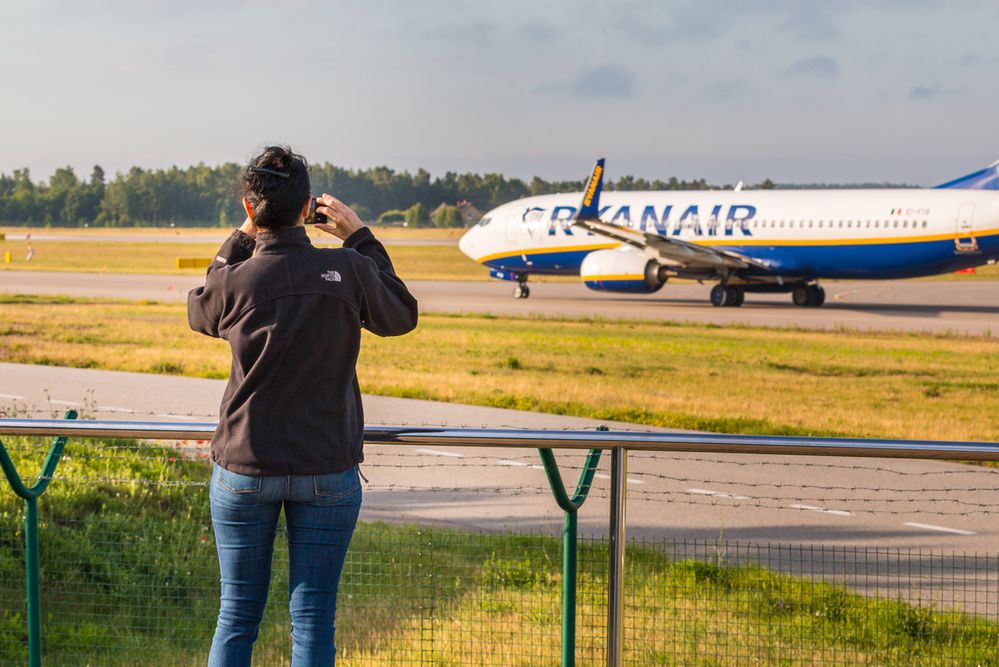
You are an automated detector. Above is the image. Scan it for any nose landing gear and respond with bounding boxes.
[512,272,531,299]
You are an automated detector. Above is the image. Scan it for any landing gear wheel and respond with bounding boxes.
[514,284,530,299]
[710,284,726,307]
[792,284,811,307]
[792,284,825,307]
[711,285,743,307]
[725,286,744,307]
[808,285,825,307]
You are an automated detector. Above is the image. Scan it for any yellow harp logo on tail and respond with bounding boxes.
[583,164,603,208]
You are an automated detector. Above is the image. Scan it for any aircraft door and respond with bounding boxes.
[955,203,978,253]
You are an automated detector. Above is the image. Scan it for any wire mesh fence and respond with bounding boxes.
[0,434,997,665]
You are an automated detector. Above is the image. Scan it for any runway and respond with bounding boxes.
[1,269,997,335]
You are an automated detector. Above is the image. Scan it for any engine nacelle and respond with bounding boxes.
[580,248,665,293]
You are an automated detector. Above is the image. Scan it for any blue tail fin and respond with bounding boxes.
[935,159,999,190]
[576,158,605,220]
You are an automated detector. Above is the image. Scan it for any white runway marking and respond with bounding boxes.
[415,448,463,458]
[49,399,81,406]
[789,504,853,517]
[686,487,747,499]
[154,413,199,421]
[495,459,561,471]
[903,522,976,536]
[0,393,26,399]
[594,472,645,485]
[99,406,139,414]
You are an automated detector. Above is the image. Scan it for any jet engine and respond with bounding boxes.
[580,248,666,293]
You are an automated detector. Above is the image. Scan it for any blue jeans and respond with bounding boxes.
[208,464,361,667]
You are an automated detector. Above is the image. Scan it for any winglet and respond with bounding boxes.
[576,158,605,220]
[935,158,999,190]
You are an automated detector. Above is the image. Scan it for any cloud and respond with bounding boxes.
[956,52,999,68]
[537,65,636,100]
[779,6,841,41]
[787,56,839,80]
[612,6,725,46]
[521,21,557,41]
[909,84,942,100]
[704,80,749,102]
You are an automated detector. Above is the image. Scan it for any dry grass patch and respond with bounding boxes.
[0,238,484,280]
[0,226,466,242]
[1,295,997,442]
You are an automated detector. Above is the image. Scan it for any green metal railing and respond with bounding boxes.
[538,447,602,667]
[0,411,76,667]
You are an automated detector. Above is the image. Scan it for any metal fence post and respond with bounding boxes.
[538,447,602,667]
[0,410,77,667]
[607,446,627,667]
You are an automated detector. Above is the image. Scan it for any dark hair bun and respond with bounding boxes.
[241,146,310,229]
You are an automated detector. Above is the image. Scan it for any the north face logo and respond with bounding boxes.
[321,270,342,283]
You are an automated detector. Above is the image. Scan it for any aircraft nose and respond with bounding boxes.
[458,227,476,260]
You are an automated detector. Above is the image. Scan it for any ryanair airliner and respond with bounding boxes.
[457,159,999,307]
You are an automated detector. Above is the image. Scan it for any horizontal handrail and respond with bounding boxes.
[0,419,997,460]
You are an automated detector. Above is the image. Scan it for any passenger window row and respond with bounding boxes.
[749,219,929,230]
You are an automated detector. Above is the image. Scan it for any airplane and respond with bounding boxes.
[457,158,999,307]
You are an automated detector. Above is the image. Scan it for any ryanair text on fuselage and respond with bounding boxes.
[533,204,757,237]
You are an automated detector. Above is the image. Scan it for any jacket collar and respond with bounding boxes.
[254,226,313,254]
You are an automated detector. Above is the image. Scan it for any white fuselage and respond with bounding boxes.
[459,189,999,281]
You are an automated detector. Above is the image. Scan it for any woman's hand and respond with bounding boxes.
[315,194,366,241]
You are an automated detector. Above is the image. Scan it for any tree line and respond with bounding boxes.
[0,162,905,228]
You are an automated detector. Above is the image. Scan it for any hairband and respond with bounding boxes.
[249,166,290,178]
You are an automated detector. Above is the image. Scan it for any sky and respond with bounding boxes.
[2,0,999,186]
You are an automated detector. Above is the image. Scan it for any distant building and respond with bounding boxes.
[456,200,484,227]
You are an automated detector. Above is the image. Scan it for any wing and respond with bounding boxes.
[571,160,767,271]
[572,217,762,270]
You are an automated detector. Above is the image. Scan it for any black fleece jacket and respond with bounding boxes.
[187,226,418,475]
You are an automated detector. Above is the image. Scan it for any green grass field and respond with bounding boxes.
[0,436,994,665]
[1,295,997,442]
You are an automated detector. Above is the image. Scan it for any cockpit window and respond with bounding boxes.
[478,217,492,227]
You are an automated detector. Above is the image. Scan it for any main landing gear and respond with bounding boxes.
[709,284,744,307]
[792,283,825,307]
[708,282,826,308]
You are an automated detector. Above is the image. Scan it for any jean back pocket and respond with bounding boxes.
[313,467,360,500]
[215,466,262,494]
